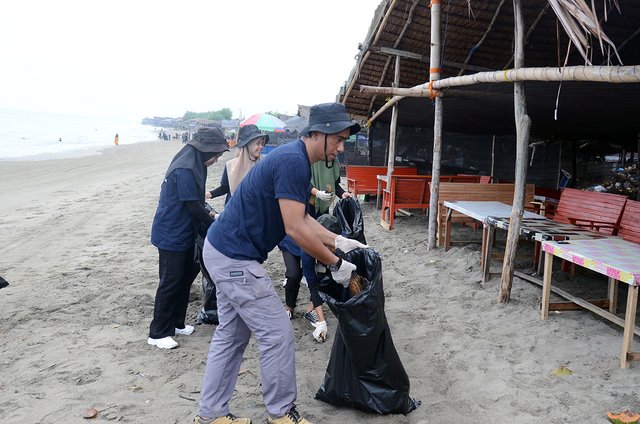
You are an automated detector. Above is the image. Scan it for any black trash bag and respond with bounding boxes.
[0,276,8,290]
[194,234,218,325]
[316,214,341,235]
[333,197,366,244]
[315,248,418,415]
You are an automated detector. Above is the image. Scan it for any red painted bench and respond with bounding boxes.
[346,165,417,197]
[552,188,627,235]
[616,199,640,244]
[380,175,481,230]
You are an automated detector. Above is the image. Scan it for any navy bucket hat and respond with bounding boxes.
[236,124,269,148]
[300,103,361,137]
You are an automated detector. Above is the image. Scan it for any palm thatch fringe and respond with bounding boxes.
[548,0,622,65]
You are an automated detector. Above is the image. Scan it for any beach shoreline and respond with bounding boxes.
[1,140,639,423]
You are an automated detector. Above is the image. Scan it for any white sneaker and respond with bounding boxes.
[147,336,178,349]
[175,325,194,336]
[282,278,287,287]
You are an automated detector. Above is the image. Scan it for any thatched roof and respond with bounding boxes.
[338,0,640,141]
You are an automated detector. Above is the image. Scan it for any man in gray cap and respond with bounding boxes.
[194,103,368,424]
[148,127,229,350]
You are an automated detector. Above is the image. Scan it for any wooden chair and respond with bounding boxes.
[346,165,417,197]
[380,175,481,230]
[380,175,431,230]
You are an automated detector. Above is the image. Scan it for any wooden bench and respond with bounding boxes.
[346,165,417,197]
[380,175,481,230]
[458,174,493,184]
[436,183,535,247]
[618,199,640,244]
[552,188,627,235]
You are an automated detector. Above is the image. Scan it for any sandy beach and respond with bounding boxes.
[1,140,639,424]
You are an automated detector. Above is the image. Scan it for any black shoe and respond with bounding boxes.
[303,310,318,326]
[196,308,219,325]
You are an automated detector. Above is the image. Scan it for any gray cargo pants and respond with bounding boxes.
[198,239,296,419]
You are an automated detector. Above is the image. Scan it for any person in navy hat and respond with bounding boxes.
[148,127,229,350]
[194,103,368,424]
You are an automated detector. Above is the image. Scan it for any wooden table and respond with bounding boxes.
[442,201,545,273]
[375,174,388,210]
[541,238,640,368]
[486,216,610,276]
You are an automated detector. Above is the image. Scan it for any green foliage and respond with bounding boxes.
[183,108,233,121]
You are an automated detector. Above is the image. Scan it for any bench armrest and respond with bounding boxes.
[568,217,620,231]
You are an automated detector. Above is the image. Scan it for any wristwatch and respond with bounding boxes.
[327,258,342,273]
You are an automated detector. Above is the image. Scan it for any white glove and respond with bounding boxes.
[330,258,357,288]
[334,235,369,253]
[312,321,328,343]
[315,190,334,202]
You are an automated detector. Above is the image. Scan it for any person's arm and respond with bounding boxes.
[208,185,228,199]
[185,201,214,235]
[334,177,350,198]
[208,168,230,199]
[279,198,338,266]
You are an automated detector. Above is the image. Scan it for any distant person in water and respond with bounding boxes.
[114,133,119,146]
[58,137,62,143]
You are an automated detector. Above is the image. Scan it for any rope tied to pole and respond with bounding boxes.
[427,81,439,99]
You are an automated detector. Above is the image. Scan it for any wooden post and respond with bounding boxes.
[498,0,531,303]
[427,0,442,250]
[557,142,562,189]
[571,140,577,188]
[387,55,401,179]
[490,134,496,181]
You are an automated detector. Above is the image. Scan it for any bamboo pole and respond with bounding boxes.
[387,55,401,180]
[498,0,531,303]
[360,65,640,98]
[491,134,496,181]
[362,64,639,127]
[427,0,443,251]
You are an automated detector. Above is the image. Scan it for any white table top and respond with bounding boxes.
[443,200,546,224]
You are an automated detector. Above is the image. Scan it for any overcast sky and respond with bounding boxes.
[0,0,381,120]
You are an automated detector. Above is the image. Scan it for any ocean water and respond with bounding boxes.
[0,108,159,161]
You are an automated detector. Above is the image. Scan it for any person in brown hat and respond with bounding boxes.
[148,127,229,350]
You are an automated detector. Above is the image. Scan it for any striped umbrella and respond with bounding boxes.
[240,113,286,133]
